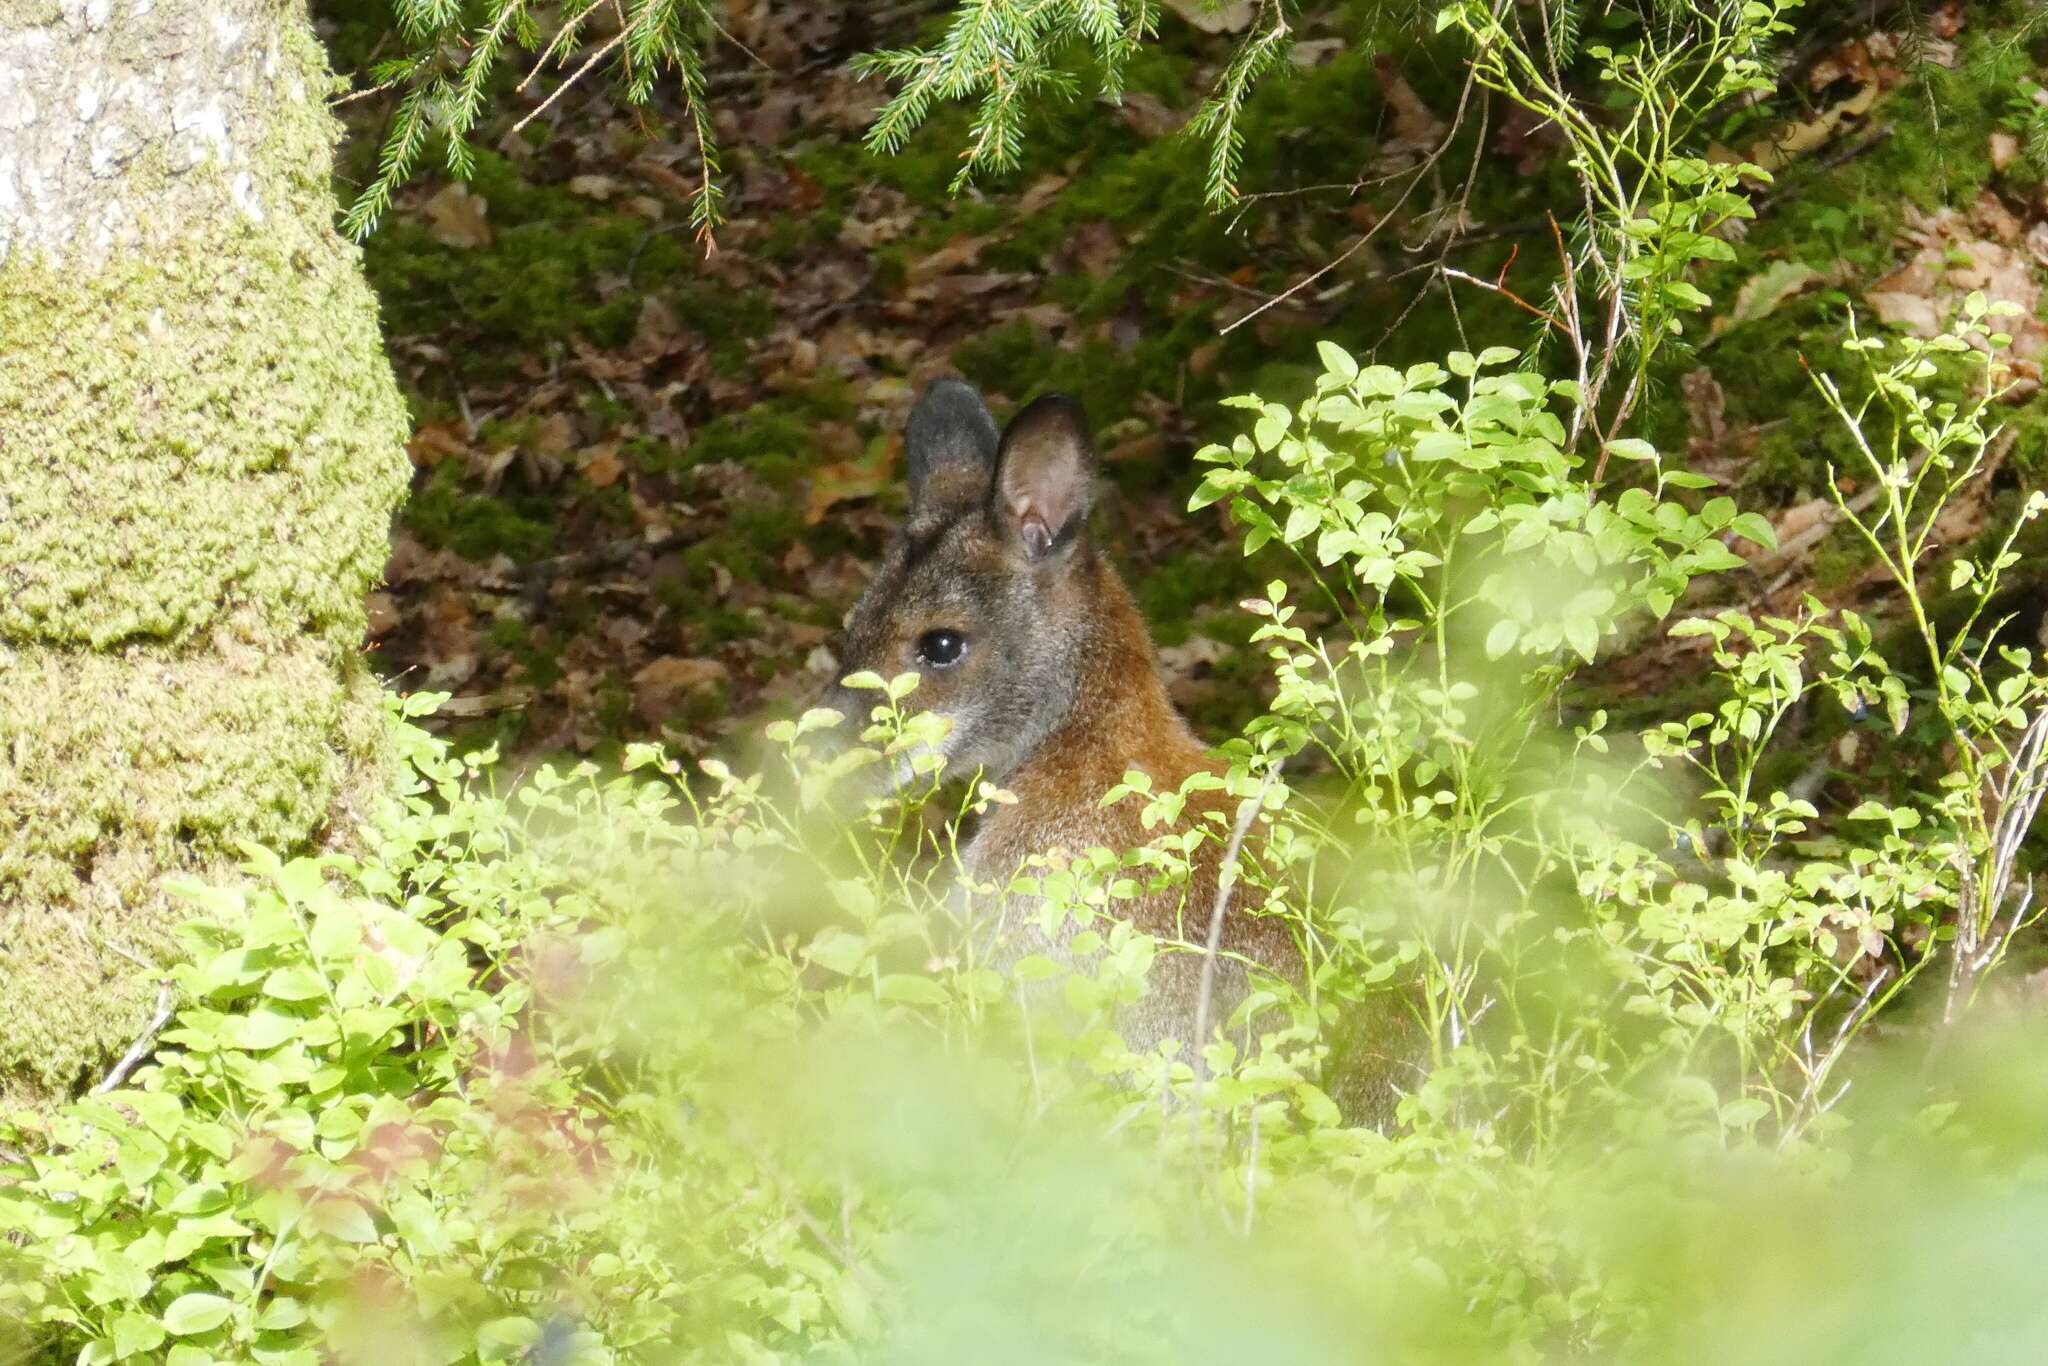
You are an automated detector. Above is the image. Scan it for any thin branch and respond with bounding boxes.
[1190,761,1282,1125]
[94,981,176,1094]
[1220,53,1482,337]
[513,27,629,135]
[520,0,616,93]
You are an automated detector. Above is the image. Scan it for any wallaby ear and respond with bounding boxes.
[905,377,999,517]
[996,394,1095,561]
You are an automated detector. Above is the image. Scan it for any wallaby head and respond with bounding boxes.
[824,378,1116,783]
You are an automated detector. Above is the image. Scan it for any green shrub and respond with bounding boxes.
[6,302,2045,1362]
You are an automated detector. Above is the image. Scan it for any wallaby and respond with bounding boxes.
[822,377,1300,1058]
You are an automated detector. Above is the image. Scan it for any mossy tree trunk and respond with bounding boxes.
[0,0,410,1103]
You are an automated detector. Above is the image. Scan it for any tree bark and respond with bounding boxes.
[0,0,410,1102]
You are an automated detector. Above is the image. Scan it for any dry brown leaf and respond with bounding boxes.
[533,413,576,456]
[1865,290,1942,336]
[1113,92,1187,139]
[1749,83,1878,173]
[627,156,701,202]
[568,173,620,200]
[1062,221,1124,280]
[908,234,991,282]
[1017,175,1069,217]
[407,422,468,468]
[1991,131,2020,172]
[632,657,729,719]
[1373,55,1448,172]
[1288,38,1345,68]
[805,443,896,525]
[1777,498,1833,544]
[423,184,492,249]
[1164,0,1253,34]
[582,445,625,489]
[633,296,683,359]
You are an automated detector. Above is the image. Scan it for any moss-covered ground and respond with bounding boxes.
[320,1,2048,767]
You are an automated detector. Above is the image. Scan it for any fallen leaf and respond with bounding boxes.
[1749,83,1878,173]
[1719,261,1820,332]
[568,173,620,200]
[1288,38,1345,68]
[909,234,991,282]
[633,296,683,359]
[423,184,492,249]
[1373,55,1447,172]
[406,422,468,468]
[1061,221,1123,280]
[1017,174,1070,217]
[632,657,729,719]
[582,445,625,489]
[1113,91,1188,139]
[633,657,728,692]
[805,441,897,525]
[1777,498,1833,544]
[1865,290,1941,336]
[1164,0,1253,34]
[1991,131,2020,172]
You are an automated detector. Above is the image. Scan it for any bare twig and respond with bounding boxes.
[513,27,629,135]
[1220,54,1482,337]
[1440,245,1569,332]
[94,981,176,1094]
[1242,1094,1261,1236]
[1190,762,1282,1125]
[520,0,617,93]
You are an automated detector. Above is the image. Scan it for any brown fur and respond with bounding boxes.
[825,380,1298,1056]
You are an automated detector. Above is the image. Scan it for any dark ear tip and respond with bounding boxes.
[909,377,994,430]
[905,376,999,477]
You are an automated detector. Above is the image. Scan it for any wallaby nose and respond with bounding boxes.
[812,677,864,751]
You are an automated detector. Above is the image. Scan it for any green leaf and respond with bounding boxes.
[804,927,869,976]
[111,1312,167,1358]
[1604,438,1658,463]
[877,975,951,1006]
[166,1182,230,1216]
[1282,504,1321,545]
[1565,616,1600,662]
[1316,339,1360,383]
[1728,511,1777,550]
[305,1197,378,1244]
[233,1008,301,1052]
[162,1293,234,1336]
[478,1316,543,1356]
[1719,1097,1771,1129]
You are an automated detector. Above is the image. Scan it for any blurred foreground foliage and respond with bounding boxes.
[10,3,2048,1361]
[5,301,2046,1361]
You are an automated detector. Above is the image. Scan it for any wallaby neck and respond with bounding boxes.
[995,560,1205,810]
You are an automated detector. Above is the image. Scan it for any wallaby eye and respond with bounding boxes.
[916,629,967,668]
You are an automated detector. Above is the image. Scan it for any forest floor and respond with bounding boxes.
[323,1,2048,795]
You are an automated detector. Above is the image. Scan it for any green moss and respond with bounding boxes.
[0,10,409,1106]
[361,149,772,366]
[1133,549,1247,647]
[406,463,558,563]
